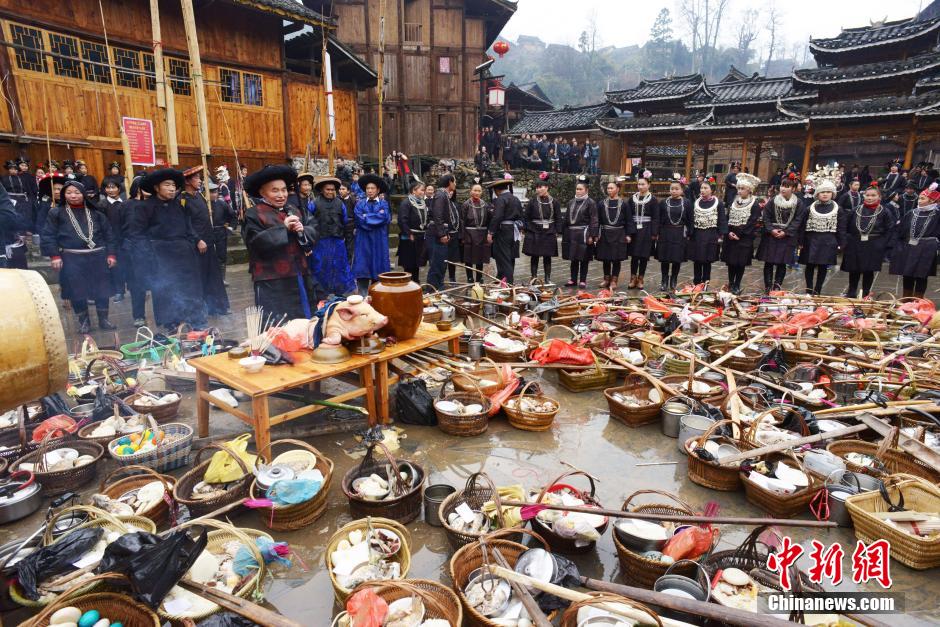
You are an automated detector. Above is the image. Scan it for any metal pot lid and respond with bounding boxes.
[514,548,556,593]
[0,480,40,506]
[255,464,295,489]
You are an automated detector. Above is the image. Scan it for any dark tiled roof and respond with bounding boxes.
[691,109,807,130]
[597,111,711,133]
[794,50,940,85]
[779,92,940,119]
[606,74,704,106]
[507,82,553,110]
[508,103,616,134]
[916,71,940,91]
[809,16,940,52]
[234,0,334,26]
[720,66,750,83]
[687,76,816,108]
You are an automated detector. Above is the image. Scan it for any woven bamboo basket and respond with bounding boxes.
[353,579,463,626]
[708,343,764,371]
[450,528,556,627]
[10,435,103,496]
[97,464,177,528]
[826,429,940,485]
[702,524,779,576]
[741,452,821,518]
[660,374,726,403]
[453,357,504,395]
[604,375,664,427]
[0,407,43,465]
[684,419,747,492]
[21,573,160,627]
[846,477,940,570]
[327,517,412,603]
[12,506,156,608]
[484,343,528,363]
[125,389,182,423]
[530,469,609,554]
[342,441,424,523]
[434,379,491,437]
[503,381,559,431]
[613,490,711,589]
[107,420,193,473]
[174,439,262,518]
[439,472,522,548]
[249,438,333,531]
[558,355,617,392]
[559,592,664,627]
[158,519,266,623]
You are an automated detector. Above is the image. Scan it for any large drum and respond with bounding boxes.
[0,269,67,412]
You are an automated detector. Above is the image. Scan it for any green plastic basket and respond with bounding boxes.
[120,327,180,362]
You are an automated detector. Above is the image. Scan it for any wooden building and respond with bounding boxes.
[0,0,376,175]
[301,0,516,159]
[510,13,940,182]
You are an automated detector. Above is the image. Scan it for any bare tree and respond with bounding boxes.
[763,1,780,74]
[676,0,703,72]
[737,9,759,54]
[702,0,730,75]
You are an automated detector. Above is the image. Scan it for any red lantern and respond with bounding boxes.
[493,41,510,58]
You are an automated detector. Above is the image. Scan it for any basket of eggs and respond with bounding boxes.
[107,416,193,473]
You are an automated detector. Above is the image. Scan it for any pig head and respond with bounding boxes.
[321,296,389,345]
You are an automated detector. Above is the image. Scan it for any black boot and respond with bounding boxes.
[97,309,116,330]
[77,311,91,334]
[659,280,669,292]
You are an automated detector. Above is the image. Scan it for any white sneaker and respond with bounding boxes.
[210,388,238,408]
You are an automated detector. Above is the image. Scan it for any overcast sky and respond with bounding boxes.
[499,0,927,52]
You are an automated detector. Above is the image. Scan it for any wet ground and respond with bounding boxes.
[3,257,939,625]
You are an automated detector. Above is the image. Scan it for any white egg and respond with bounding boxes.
[49,606,81,624]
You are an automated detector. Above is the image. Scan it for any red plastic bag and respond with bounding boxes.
[643,295,673,314]
[346,589,388,627]
[31,415,78,442]
[898,298,936,325]
[767,306,829,336]
[662,525,716,561]
[270,328,305,353]
[487,365,519,416]
[530,339,594,365]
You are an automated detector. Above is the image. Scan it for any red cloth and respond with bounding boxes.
[898,298,936,325]
[530,339,594,365]
[346,589,388,627]
[766,306,829,336]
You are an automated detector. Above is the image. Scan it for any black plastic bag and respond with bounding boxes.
[197,613,262,627]
[757,345,789,373]
[536,552,582,612]
[40,393,71,418]
[95,529,208,608]
[395,376,436,425]
[16,527,103,600]
[780,405,820,436]
[91,387,137,423]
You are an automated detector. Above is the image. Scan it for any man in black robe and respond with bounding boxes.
[130,168,207,330]
[487,177,522,283]
[16,158,38,203]
[426,174,458,290]
[101,162,127,198]
[209,181,237,288]
[723,163,739,206]
[181,165,229,316]
[0,185,31,269]
[242,165,319,319]
[1,160,33,266]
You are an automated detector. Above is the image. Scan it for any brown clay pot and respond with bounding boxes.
[369,271,424,340]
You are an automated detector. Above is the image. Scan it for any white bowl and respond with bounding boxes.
[239,356,266,373]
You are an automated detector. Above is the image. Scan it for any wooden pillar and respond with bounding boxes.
[181,0,212,203]
[740,138,749,169]
[640,144,647,170]
[377,0,386,165]
[903,118,918,170]
[702,141,709,173]
[620,139,629,175]
[0,25,25,139]
[801,125,814,177]
[684,137,693,180]
[753,139,762,178]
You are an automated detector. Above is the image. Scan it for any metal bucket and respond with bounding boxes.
[468,338,484,360]
[423,484,456,527]
[653,560,710,625]
[661,398,692,438]
[827,487,855,527]
[677,413,716,453]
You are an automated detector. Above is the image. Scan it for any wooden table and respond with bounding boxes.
[373,325,463,424]
[191,351,377,453]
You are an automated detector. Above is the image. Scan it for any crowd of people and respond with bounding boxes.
[495,134,602,174]
[3,152,940,336]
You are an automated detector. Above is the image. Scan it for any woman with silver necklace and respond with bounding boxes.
[561,177,598,288]
[798,175,843,295]
[595,180,634,290]
[687,179,727,286]
[397,179,428,283]
[460,183,493,283]
[523,179,562,282]
[656,180,693,292]
[757,178,806,293]
[41,180,116,334]
[839,184,893,298]
[626,176,659,289]
[890,186,940,298]
[721,173,762,294]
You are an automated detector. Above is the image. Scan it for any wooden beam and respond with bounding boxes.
[701,141,709,172]
[753,139,762,176]
[740,137,748,168]
[903,117,917,170]
[0,24,25,138]
[684,136,693,180]
[620,139,629,175]
[377,0,386,163]
[801,124,814,176]
[180,0,212,203]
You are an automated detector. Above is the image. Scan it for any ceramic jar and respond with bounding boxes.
[368,272,424,340]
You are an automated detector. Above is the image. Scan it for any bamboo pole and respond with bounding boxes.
[323,34,336,172]
[376,0,386,167]
[95,0,134,193]
[180,0,211,203]
[150,0,176,165]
